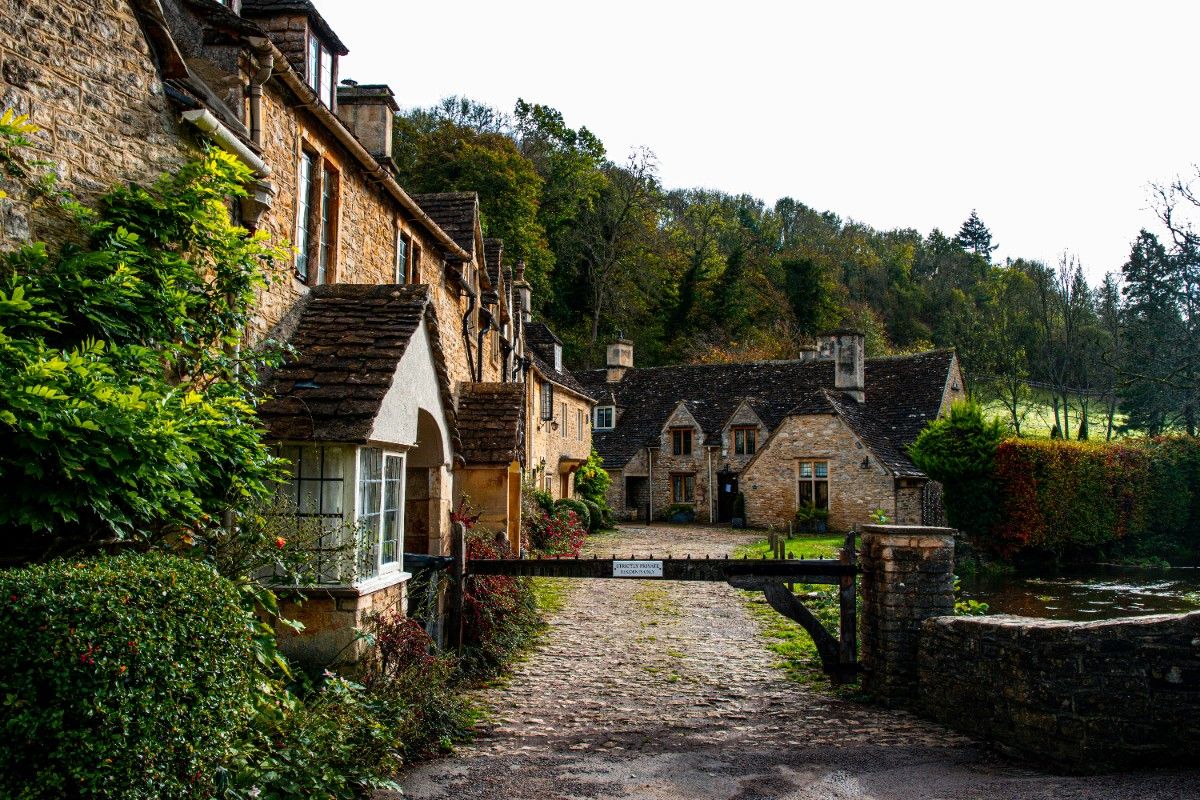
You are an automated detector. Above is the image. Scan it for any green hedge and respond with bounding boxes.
[979,437,1200,562]
[0,553,255,799]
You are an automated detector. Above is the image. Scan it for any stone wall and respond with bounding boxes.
[1,0,189,247]
[651,404,713,521]
[919,611,1200,770]
[742,414,898,531]
[276,580,406,670]
[859,525,955,704]
[719,401,768,475]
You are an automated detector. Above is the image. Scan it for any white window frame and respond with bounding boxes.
[594,406,615,430]
[355,446,407,589]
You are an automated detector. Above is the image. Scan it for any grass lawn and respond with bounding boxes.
[734,532,857,693]
[981,391,1127,440]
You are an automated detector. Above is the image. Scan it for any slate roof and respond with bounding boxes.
[239,0,348,53]
[522,322,594,402]
[258,284,459,457]
[456,383,525,466]
[412,192,478,263]
[576,350,956,475]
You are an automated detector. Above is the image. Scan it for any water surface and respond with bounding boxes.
[959,565,1200,620]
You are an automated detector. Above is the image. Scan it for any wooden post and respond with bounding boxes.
[838,527,858,680]
[447,521,466,654]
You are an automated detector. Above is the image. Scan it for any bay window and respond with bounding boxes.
[357,447,404,580]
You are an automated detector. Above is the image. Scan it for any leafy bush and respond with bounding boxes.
[908,400,1006,542]
[0,136,285,560]
[554,497,590,530]
[0,553,256,799]
[460,532,542,677]
[581,498,602,532]
[987,436,1200,563]
[658,503,696,522]
[573,448,615,527]
[528,509,586,556]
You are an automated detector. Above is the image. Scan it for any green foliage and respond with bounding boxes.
[573,447,614,526]
[554,497,590,531]
[0,553,256,799]
[0,142,285,557]
[658,503,696,522]
[580,498,602,532]
[989,436,1200,564]
[460,531,544,678]
[909,400,1007,541]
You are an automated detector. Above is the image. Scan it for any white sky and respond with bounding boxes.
[321,1,1200,283]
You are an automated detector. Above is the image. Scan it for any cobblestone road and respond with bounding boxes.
[396,525,1198,800]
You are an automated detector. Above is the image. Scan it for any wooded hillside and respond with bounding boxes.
[392,97,1200,438]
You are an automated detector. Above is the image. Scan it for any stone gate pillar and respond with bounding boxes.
[860,524,955,705]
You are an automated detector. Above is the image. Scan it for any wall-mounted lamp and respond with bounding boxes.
[550,420,559,431]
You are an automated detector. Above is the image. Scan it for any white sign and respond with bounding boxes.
[613,560,663,578]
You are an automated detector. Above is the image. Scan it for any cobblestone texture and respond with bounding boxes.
[395,525,1199,800]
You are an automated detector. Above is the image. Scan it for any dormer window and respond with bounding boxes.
[307,33,336,108]
[594,406,614,430]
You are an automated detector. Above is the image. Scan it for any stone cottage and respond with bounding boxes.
[577,332,964,531]
[2,0,585,662]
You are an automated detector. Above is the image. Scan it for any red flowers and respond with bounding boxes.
[274,536,286,549]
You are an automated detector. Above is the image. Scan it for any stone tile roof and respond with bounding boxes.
[258,284,459,457]
[825,391,925,478]
[456,383,525,466]
[412,192,478,262]
[576,350,956,475]
[521,322,594,402]
[239,0,348,53]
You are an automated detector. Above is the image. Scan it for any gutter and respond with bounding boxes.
[262,40,472,264]
[182,109,271,177]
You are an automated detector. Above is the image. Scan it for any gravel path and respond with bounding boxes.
[395,524,1198,800]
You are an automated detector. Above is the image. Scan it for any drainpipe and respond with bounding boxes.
[246,37,274,146]
[646,447,653,523]
[708,448,714,523]
[181,109,271,177]
[461,289,476,383]
[476,307,495,382]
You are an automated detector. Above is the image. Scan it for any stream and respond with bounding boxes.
[958,565,1200,620]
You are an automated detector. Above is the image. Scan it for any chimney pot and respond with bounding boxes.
[607,337,634,382]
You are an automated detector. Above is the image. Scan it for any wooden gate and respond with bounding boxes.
[453,530,860,684]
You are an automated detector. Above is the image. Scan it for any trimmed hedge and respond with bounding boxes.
[554,497,591,531]
[0,553,256,799]
[984,437,1200,562]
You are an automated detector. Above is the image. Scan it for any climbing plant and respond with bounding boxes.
[0,115,287,558]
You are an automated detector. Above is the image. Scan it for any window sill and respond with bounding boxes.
[271,571,412,598]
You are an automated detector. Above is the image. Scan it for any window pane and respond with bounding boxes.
[357,448,383,578]
[307,34,319,91]
[295,153,314,280]
[747,430,756,454]
[685,476,695,501]
[319,46,333,106]
[815,481,829,510]
[799,461,813,478]
[815,461,828,478]
[395,234,408,283]
[799,482,813,506]
[381,456,402,565]
[317,166,335,285]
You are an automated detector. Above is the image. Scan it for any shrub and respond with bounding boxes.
[581,498,602,532]
[574,448,615,526]
[528,509,586,556]
[908,400,1006,542]
[460,532,541,677]
[554,497,590,530]
[0,553,256,799]
[0,134,286,560]
[658,503,696,522]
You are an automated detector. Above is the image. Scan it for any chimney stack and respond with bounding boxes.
[820,330,865,403]
[336,83,398,162]
[607,334,634,382]
[513,260,532,324]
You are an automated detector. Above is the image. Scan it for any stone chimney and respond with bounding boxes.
[821,330,865,403]
[607,335,634,382]
[799,344,819,362]
[336,83,398,162]
[513,260,532,324]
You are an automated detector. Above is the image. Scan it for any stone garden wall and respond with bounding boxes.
[918,611,1200,770]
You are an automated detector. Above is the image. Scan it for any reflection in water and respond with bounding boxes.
[959,565,1200,620]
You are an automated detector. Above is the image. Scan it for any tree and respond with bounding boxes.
[953,209,999,260]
